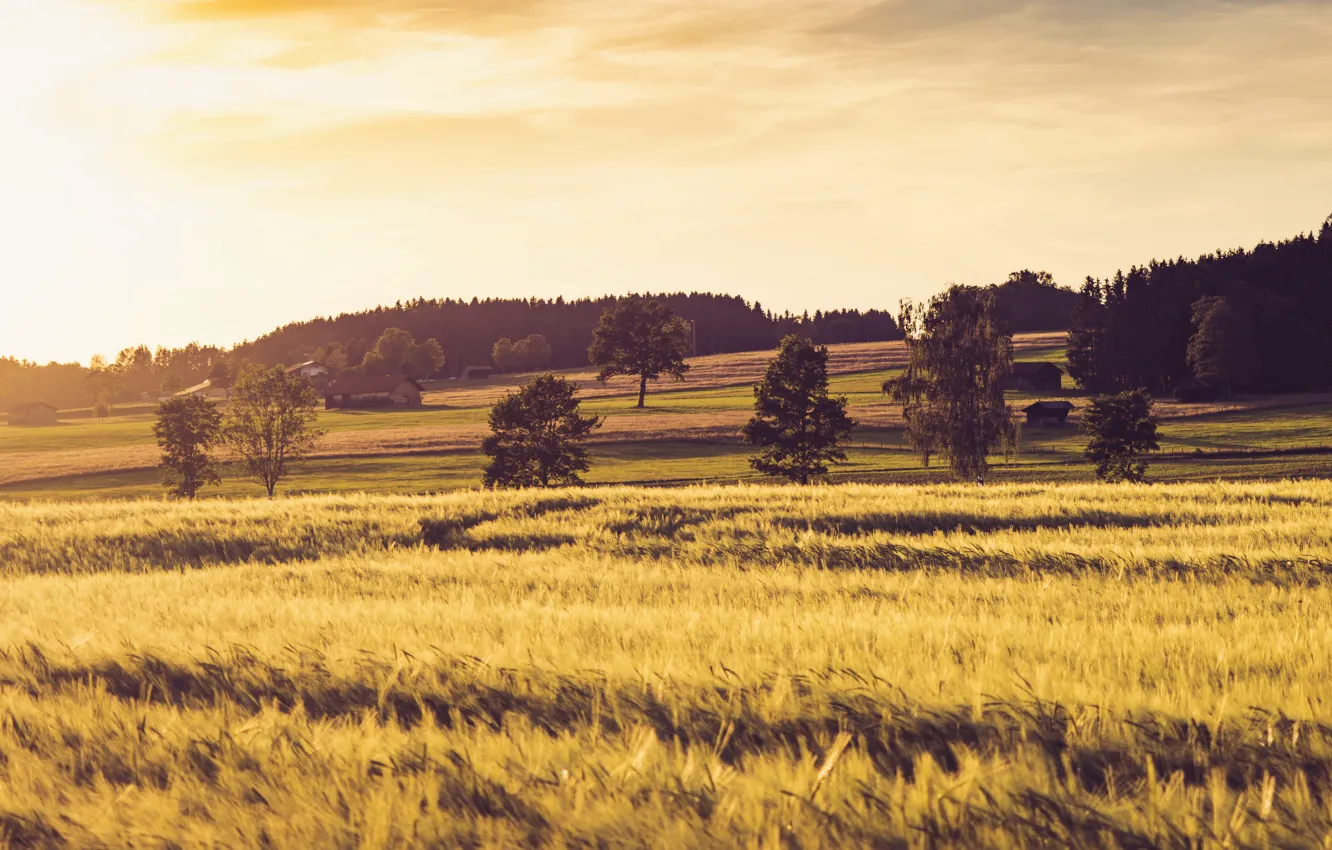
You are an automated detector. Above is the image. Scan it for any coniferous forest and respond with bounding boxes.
[1068,217,1332,395]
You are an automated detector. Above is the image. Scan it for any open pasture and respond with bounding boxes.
[3,483,1332,846]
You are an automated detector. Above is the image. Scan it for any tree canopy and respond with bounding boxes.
[153,394,224,499]
[1187,296,1259,395]
[223,366,325,498]
[588,297,693,408]
[482,374,603,488]
[1067,213,1332,395]
[1082,389,1160,483]
[743,335,856,484]
[886,286,1020,483]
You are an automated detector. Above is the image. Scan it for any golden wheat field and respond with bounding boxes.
[3,482,1332,847]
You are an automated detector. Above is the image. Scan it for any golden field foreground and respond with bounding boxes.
[3,483,1332,847]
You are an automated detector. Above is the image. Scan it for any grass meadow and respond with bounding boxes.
[3,483,1332,846]
[25,332,1332,500]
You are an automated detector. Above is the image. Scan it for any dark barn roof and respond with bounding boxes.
[325,376,423,395]
[1023,401,1075,414]
[8,402,57,414]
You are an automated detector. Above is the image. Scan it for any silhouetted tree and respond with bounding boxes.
[84,355,121,412]
[153,394,223,499]
[589,297,692,408]
[520,334,552,370]
[361,327,415,376]
[207,360,234,389]
[224,366,325,498]
[1082,389,1159,483]
[886,286,1020,483]
[406,338,445,379]
[1066,277,1110,393]
[482,374,603,488]
[743,335,856,484]
[990,270,1078,332]
[1187,296,1258,396]
[492,338,518,373]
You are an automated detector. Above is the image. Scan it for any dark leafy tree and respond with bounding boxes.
[990,270,1078,333]
[1067,277,1110,393]
[885,286,1021,483]
[83,355,121,412]
[743,335,856,484]
[161,373,185,394]
[492,338,517,372]
[153,394,223,499]
[406,338,446,379]
[224,366,325,498]
[482,374,603,488]
[207,360,234,389]
[1187,296,1258,396]
[518,334,552,370]
[588,298,693,408]
[1082,389,1160,483]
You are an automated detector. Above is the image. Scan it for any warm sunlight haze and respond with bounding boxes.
[3,0,1331,363]
[6,6,1332,846]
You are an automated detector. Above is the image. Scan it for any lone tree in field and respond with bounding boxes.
[1082,389,1159,483]
[1187,296,1258,398]
[224,366,325,498]
[482,374,603,488]
[153,394,223,499]
[885,285,1020,483]
[589,297,692,408]
[743,335,856,484]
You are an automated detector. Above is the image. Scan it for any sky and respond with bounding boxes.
[2,0,1330,365]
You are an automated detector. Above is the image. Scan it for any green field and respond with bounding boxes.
[3,483,1332,846]
[4,338,1332,500]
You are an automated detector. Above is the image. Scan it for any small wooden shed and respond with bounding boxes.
[1023,401,1075,427]
[1003,362,1064,394]
[324,376,424,410]
[8,402,59,427]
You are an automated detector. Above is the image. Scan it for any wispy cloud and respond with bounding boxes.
[5,0,1329,363]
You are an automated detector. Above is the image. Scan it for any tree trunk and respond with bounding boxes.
[637,375,648,409]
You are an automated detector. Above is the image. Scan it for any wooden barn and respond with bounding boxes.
[1023,401,1075,427]
[324,376,424,410]
[7,402,59,427]
[1003,362,1064,394]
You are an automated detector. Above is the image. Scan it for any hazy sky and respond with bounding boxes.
[2,0,1330,364]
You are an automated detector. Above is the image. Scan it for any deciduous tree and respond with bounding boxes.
[589,297,692,408]
[406,338,445,379]
[1082,389,1159,483]
[743,335,856,484]
[519,334,552,371]
[224,366,325,498]
[482,374,602,488]
[885,286,1020,483]
[153,394,223,499]
[492,338,517,373]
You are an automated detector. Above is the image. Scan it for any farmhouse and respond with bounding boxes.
[7,402,59,427]
[285,361,330,382]
[176,380,231,401]
[1003,362,1064,394]
[324,376,424,410]
[1023,401,1075,427]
